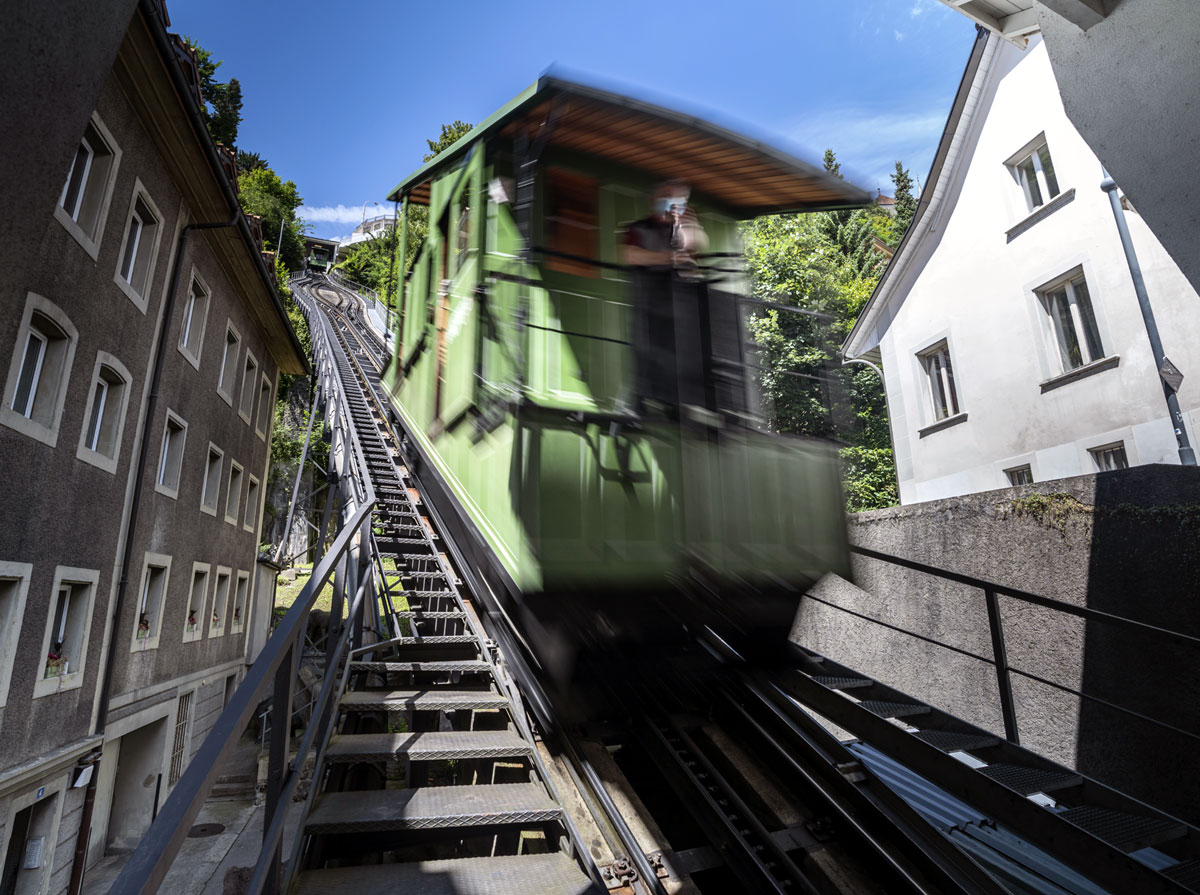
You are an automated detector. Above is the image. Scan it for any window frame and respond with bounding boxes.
[131,553,172,652]
[177,267,212,370]
[244,474,261,534]
[0,562,33,709]
[1037,269,1107,375]
[53,111,122,260]
[201,442,224,517]
[112,179,164,312]
[1005,133,1061,215]
[75,351,133,474]
[1090,442,1130,472]
[33,566,100,698]
[917,339,962,424]
[183,561,210,643]
[1,293,80,448]
[154,409,189,499]
[1005,465,1034,486]
[225,459,244,526]
[238,349,259,425]
[255,373,272,440]
[216,321,242,406]
[230,570,250,635]
[210,566,232,638]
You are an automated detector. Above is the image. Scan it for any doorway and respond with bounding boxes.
[105,718,167,853]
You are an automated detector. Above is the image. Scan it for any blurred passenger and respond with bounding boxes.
[620,181,709,414]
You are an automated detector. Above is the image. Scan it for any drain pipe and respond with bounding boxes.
[1101,173,1196,466]
[68,213,240,895]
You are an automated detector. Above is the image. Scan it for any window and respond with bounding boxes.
[133,554,171,651]
[55,112,121,258]
[231,571,249,634]
[34,566,99,697]
[255,375,272,439]
[1091,443,1129,472]
[1,294,79,447]
[1038,272,1104,373]
[210,567,231,637]
[545,168,598,277]
[169,691,193,785]
[919,341,960,421]
[217,323,241,405]
[155,411,188,498]
[244,475,260,533]
[183,563,209,643]
[1006,465,1034,486]
[225,460,244,525]
[76,353,132,473]
[239,351,259,424]
[113,183,162,310]
[1008,137,1061,213]
[178,272,210,369]
[201,444,224,516]
[0,563,32,709]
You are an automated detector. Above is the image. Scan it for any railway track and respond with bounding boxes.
[292,274,1200,895]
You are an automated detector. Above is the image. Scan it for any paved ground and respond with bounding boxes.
[81,798,305,895]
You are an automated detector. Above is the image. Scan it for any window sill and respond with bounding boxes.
[178,343,203,372]
[1040,354,1120,393]
[918,411,968,438]
[1006,188,1076,242]
[32,670,84,699]
[112,271,149,314]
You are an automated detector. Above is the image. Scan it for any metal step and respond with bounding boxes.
[326,730,531,762]
[978,763,1082,795]
[339,689,509,713]
[912,729,1000,753]
[858,700,931,719]
[812,675,873,690]
[305,783,560,833]
[291,853,600,895]
[393,611,463,621]
[350,660,490,674]
[390,635,477,646]
[1058,805,1186,852]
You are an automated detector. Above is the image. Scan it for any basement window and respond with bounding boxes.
[217,323,241,405]
[1005,465,1033,486]
[133,555,171,651]
[1,294,79,448]
[239,350,259,424]
[183,562,210,643]
[55,112,121,259]
[231,570,249,634]
[1090,443,1129,472]
[201,443,224,516]
[0,564,33,708]
[155,411,188,498]
[225,460,244,525]
[255,375,272,439]
[114,183,162,311]
[244,475,260,533]
[210,567,231,637]
[178,272,211,369]
[76,354,132,473]
[35,566,99,696]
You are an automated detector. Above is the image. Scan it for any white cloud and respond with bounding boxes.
[297,203,387,225]
[894,29,906,41]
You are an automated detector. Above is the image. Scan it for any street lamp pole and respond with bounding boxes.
[1101,172,1195,466]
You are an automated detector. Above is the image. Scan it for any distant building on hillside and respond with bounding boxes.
[843,29,1200,504]
[874,191,895,215]
[0,1,306,890]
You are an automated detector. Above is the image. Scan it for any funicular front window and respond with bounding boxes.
[545,168,598,277]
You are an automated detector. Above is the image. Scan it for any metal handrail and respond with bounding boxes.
[815,545,1200,746]
[112,285,383,894]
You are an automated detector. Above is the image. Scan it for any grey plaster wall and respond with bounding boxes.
[1037,0,1200,294]
[794,464,1200,822]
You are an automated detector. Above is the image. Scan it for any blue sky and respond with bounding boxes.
[167,0,977,241]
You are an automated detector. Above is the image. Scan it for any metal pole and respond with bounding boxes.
[1101,173,1196,466]
[983,588,1020,744]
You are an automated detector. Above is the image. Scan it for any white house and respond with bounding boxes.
[844,29,1200,504]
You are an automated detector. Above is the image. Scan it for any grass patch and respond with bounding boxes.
[274,565,341,619]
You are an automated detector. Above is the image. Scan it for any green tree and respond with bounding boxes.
[183,37,242,147]
[239,166,306,270]
[890,161,917,243]
[237,149,268,174]
[823,148,841,178]
[424,121,474,161]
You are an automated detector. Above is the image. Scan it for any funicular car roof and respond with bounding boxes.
[387,76,871,216]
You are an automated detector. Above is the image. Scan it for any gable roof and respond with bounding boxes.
[843,26,994,361]
[388,76,871,217]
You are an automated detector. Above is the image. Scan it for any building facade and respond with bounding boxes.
[0,2,305,892]
[844,31,1200,504]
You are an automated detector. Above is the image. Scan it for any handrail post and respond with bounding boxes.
[264,641,298,895]
[984,588,1020,744]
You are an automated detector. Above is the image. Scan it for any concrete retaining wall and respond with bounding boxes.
[793,464,1200,822]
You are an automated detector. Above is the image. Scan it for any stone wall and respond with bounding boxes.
[793,464,1200,822]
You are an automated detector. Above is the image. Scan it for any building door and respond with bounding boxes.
[105,718,167,853]
[1,793,59,895]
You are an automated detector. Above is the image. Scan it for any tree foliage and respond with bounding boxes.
[237,150,268,174]
[238,166,306,271]
[183,37,242,147]
[741,149,899,511]
[890,161,917,242]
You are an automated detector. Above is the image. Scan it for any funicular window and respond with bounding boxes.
[545,168,598,277]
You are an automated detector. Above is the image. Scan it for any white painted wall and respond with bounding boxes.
[873,37,1200,504]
